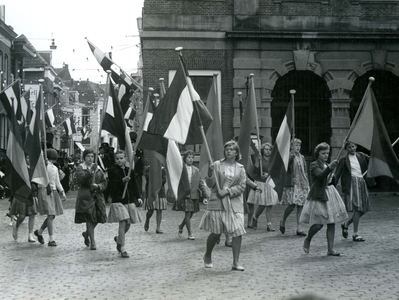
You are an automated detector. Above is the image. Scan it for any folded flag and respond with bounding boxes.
[63,116,76,136]
[45,107,55,128]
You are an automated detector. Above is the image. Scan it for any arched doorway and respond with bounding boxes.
[271,71,332,162]
[350,70,399,191]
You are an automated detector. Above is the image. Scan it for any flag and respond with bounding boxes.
[0,80,21,122]
[147,150,163,203]
[199,76,224,178]
[116,81,136,127]
[237,76,258,178]
[146,54,213,145]
[45,107,55,128]
[266,98,294,199]
[0,94,33,206]
[159,78,166,98]
[86,38,142,91]
[102,81,134,167]
[25,85,49,187]
[81,125,92,140]
[347,85,399,181]
[21,90,32,127]
[63,116,76,136]
[138,92,190,201]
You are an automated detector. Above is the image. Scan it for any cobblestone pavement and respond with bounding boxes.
[1,191,399,300]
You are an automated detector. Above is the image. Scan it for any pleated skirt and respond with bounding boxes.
[107,202,142,224]
[199,210,246,238]
[247,181,279,206]
[144,197,167,211]
[344,176,371,213]
[10,196,38,216]
[300,186,348,225]
[38,189,63,216]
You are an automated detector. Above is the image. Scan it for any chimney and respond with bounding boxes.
[0,5,5,23]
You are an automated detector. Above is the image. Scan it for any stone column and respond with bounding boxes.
[260,97,272,144]
[330,98,351,158]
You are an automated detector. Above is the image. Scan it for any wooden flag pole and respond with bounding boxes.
[238,91,243,123]
[175,47,220,191]
[249,74,263,176]
[38,79,47,161]
[290,89,296,141]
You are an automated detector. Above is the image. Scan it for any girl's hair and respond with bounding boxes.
[345,141,356,150]
[292,138,302,145]
[224,140,241,161]
[182,150,194,162]
[314,142,330,159]
[115,150,126,157]
[261,142,273,151]
[47,149,58,161]
[82,148,95,160]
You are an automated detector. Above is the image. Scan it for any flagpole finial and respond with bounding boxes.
[175,46,183,52]
[237,91,242,96]
[249,73,254,78]
[369,77,375,83]
[106,70,112,74]
[148,87,154,92]
[290,89,296,95]
[159,78,164,81]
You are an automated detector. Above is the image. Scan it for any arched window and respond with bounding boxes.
[271,70,332,158]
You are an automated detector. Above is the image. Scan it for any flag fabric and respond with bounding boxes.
[237,76,258,178]
[81,125,92,140]
[45,107,55,128]
[138,93,190,202]
[102,80,134,167]
[147,150,163,203]
[25,84,49,187]
[266,98,294,199]
[146,55,213,145]
[86,38,142,91]
[21,90,32,127]
[0,94,33,206]
[63,116,76,136]
[0,80,21,122]
[347,85,399,181]
[159,78,166,98]
[199,76,224,178]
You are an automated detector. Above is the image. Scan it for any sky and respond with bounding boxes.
[2,0,144,84]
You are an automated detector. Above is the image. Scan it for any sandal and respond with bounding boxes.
[82,231,90,247]
[341,223,348,239]
[352,235,365,242]
[121,251,129,258]
[178,225,183,238]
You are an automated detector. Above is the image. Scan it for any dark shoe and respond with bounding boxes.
[121,251,129,258]
[156,230,163,234]
[178,225,183,238]
[232,265,244,271]
[225,241,232,247]
[247,223,253,229]
[327,250,340,256]
[279,220,285,234]
[90,244,97,250]
[82,231,90,247]
[252,217,258,230]
[144,219,149,232]
[267,225,275,232]
[216,237,220,245]
[48,240,57,247]
[114,236,121,253]
[34,230,44,244]
[341,223,348,239]
[352,235,365,242]
[303,239,310,254]
[296,230,307,236]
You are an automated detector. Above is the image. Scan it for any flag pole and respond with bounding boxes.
[175,47,220,191]
[238,91,243,123]
[38,79,47,161]
[159,78,166,99]
[290,89,296,140]
[249,74,263,176]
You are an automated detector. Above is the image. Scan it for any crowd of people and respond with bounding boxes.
[3,138,374,269]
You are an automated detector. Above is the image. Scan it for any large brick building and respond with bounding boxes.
[140,0,399,189]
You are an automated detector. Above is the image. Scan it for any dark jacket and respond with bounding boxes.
[307,160,334,202]
[108,165,142,206]
[335,152,376,194]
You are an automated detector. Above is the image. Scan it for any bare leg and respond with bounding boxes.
[304,224,323,252]
[204,233,221,264]
[247,203,254,227]
[296,206,304,231]
[118,220,127,252]
[86,222,98,247]
[282,204,295,227]
[352,211,365,235]
[14,214,26,240]
[326,223,336,253]
[185,212,193,236]
[28,215,35,240]
[265,206,273,224]
[254,205,266,219]
[232,235,242,267]
[156,210,162,232]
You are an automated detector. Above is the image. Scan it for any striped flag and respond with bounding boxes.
[146,53,213,145]
[0,90,33,206]
[0,80,21,122]
[20,90,32,127]
[63,116,76,136]
[45,107,55,128]
[347,85,399,181]
[25,84,49,187]
[266,98,294,199]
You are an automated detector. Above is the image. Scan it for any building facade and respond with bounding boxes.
[140,0,399,189]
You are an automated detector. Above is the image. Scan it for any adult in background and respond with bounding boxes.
[300,142,348,256]
[98,143,114,203]
[75,148,107,250]
[175,150,209,240]
[335,141,375,242]
[199,140,247,271]
[107,150,142,258]
[247,143,279,231]
[280,138,310,236]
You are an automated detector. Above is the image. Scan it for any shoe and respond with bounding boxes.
[48,240,57,247]
[225,241,232,247]
[252,217,258,230]
[341,223,348,239]
[82,231,90,247]
[267,225,275,232]
[203,256,213,268]
[12,222,18,240]
[279,220,285,234]
[353,235,365,242]
[156,230,163,234]
[188,236,195,240]
[232,265,244,271]
[327,250,340,256]
[90,244,97,250]
[296,230,307,236]
[216,237,220,245]
[178,225,183,238]
[121,251,129,258]
[114,236,121,253]
[303,239,310,254]
[28,238,35,243]
[34,230,44,244]
[144,219,149,232]
[247,224,253,229]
